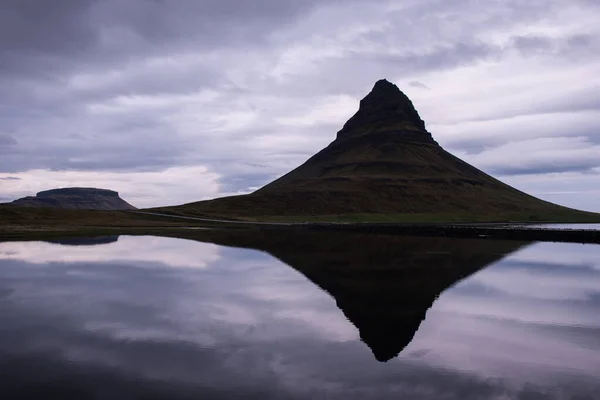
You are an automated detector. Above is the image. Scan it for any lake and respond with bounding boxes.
[503,223,600,231]
[0,231,599,399]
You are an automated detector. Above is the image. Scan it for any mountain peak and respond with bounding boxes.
[336,79,433,144]
[372,78,399,92]
[162,81,587,220]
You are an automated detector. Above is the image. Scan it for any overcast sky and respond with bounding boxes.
[1,0,599,210]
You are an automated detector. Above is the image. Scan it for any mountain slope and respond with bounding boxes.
[159,79,595,221]
[5,188,136,211]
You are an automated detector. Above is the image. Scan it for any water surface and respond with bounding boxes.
[0,233,599,399]
[506,223,600,230]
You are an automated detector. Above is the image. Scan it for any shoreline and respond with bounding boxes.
[2,222,600,244]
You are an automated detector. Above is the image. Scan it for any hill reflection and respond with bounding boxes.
[168,229,529,361]
[45,235,120,246]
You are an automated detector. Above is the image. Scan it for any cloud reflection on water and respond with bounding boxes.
[408,242,600,387]
[0,236,220,269]
[0,235,599,399]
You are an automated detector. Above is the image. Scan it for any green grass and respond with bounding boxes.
[283,211,600,224]
[2,204,600,242]
[150,209,600,224]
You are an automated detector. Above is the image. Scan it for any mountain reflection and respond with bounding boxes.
[4,232,600,399]
[0,236,219,269]
[45,235,120,246]
[165,229,530,361]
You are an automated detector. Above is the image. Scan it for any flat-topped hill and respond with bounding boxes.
[5,187,136,211]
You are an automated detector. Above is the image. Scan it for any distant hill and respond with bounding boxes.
[5,188,136,211]
[158,79,595,222]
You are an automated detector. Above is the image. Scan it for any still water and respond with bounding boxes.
[506,223,600,231]
[0,232,599,399]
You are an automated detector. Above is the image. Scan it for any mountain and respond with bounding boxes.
[167,228,529,361]
[5,188,136,211]
[159,79,593,221]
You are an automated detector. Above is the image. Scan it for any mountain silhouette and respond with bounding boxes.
[160,79,589,220]
[169,229,529,361]
[44,235,120,246]
[6,188,136,210]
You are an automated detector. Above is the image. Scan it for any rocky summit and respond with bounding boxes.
[335,79,432,143]
[158,79,589,220]
[6,188,136,210]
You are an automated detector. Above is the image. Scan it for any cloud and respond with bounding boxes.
[0,0,599,209]
[0,166,220,208]
[461,137,600,176]
[494,172,600,213]
[511,34,556,53]
[409,81,430,90]
[0,135,17,146]
[0,236,221,269]
[1,238,600,398]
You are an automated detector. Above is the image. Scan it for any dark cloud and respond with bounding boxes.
[0,0,366,119]
[0,0,96,70]
[0,135,17,146]
[0,129,189,174]
[377,41,501,71]
[511,33,599,56]
[490,162,599,176]
[0,1,95,53]
[0,0,359,80]
[218,172,275,193]
[409,81,431,90]
[0,0,599,207]
[511,35,556,54]
[459,96,600,125]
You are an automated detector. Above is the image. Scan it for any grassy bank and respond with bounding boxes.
[145,208,600,224]
[0,206,217,240]
[2,205,600,242]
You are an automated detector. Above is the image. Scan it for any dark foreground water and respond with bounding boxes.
[0,232,599,400]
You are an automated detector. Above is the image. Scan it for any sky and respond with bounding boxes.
[1,0,599,210]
